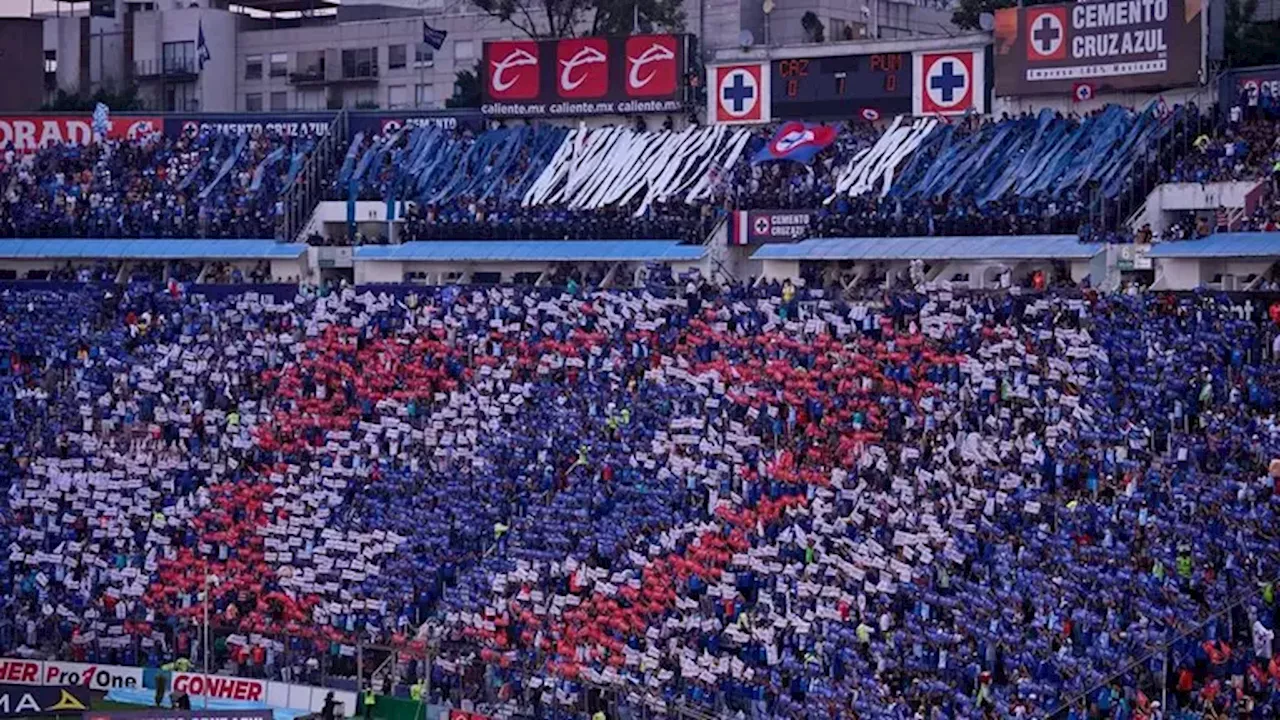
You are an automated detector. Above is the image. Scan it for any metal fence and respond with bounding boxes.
[281,109,350,243]
[1048,573,1279,718]
[1086,78,1224,237]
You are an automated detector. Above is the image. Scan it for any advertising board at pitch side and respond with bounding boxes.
[0,659,141,691]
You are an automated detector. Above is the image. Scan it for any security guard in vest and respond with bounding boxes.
[362,686,375,720]
[1176,544,1193,582]
[409,681,424,702]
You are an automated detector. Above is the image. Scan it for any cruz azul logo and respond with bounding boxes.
[1026,7,1069,60]
[913,50,984,116]
[709,63,770,124]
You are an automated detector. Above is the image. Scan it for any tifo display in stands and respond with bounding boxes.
[2,41,1280,720]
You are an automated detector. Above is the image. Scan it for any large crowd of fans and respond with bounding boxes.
[323,108,1138,246]
[0,128,315,240]
[1,276,1279,720]
[5,93,1280,720]
[0,102,1274,247]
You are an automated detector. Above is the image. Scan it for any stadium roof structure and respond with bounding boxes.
[1145,232,1280,258]
[232,0,338,12]
[0,239,307,260]
[751,235,1103,261]
[356,240,707,263]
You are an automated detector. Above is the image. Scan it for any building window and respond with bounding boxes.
[347,86,377,108]
[270,91,288,110]
[387,84,409,108]
[389,44,407,70]
[162,41,195,74]
[829,18,847,41]
[44,50,57,74]
[245,54,263,80]
[415,83,433,108]
[165,84,196,111]
[341,48,378,80]
[295,50,325,82]
[298,89,325,110]
[454,40,474,62]
[245,92,263,111]
[269,52,288,77]
[414,44,434,66]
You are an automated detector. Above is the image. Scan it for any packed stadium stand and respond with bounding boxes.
[310,104,1234,249]
[5,47,1280,720]
[1,126,316,240]
[1,276,1280,720]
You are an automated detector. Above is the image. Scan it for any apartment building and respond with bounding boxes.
[38,0,958,112]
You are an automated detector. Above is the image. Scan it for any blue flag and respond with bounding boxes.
[750,121,838,165]
[422,20,447,51]
[197,20,211,70]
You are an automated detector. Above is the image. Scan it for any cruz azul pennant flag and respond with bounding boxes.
[197,19,211,70]
[751,121,838,164]
[422,20,448,51]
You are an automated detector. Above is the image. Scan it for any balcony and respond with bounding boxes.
[336,62,378,84]
[134,58,199,82]
[289,67,327,85]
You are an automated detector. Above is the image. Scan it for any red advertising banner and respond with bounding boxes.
[993,0,1203,96]
[482,34,690,117]
[0,115,162,153]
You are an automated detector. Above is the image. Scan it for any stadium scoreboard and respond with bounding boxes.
[771,53,913,119]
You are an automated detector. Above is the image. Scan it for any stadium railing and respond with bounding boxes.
[281,109,350,243]
[1047,571,1280,718]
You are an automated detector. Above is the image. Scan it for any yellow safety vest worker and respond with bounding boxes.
[363,690,375,706]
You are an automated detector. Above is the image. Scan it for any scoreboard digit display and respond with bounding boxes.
[771,53,913,119]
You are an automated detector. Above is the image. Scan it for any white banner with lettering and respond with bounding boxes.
[0,658,142,691]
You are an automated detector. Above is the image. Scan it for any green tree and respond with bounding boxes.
[951,0,1062,31]
[446,64,482,108]
[590,0,685,35]
[469,0,683,38]
[1223,0,1280,68]
[41,85,144,112]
